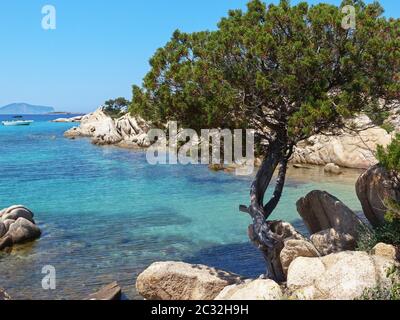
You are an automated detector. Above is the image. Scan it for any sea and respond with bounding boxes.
[0,114,363,299]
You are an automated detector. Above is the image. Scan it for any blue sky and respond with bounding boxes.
[0,0,399,113]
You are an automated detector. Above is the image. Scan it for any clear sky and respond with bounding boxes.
[1,0,399,113]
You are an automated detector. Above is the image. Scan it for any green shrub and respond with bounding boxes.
[356,220,400,252]
[377,133,400,173]
[358,266,400,300]
[385,198,400,223]
[381,122,396,134]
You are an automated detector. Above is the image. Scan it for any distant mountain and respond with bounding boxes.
[0,103,55,114]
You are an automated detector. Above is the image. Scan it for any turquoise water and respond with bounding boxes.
[0,115,363,300]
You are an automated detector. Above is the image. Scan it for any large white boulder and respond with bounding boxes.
[287,251,397,300]
[215,279,283,300]
[136,261,245,300]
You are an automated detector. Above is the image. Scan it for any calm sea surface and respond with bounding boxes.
[0,114,363,299]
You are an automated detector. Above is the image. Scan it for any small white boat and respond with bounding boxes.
[2,120,34,126]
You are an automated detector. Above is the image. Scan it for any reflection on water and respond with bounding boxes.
[0,116,364,300]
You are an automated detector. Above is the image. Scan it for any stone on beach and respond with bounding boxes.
[136,261,245,300]
[215,279,283,300]
[280,239,320,276]
[372,243,398,261]
[287,251,397,300]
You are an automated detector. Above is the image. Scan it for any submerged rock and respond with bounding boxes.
[215,279,283,300]
[88,281,122,300]
[0,205,41,251]
[287,251,397,300]
[136,261,245,300]
[356,165,400,227]
[0,288,11,300]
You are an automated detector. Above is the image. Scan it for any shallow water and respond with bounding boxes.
[0,115,363,300]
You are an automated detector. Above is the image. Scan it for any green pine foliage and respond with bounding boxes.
[377,134,400,173]
[103,97,130,119]
[130,0,400,220]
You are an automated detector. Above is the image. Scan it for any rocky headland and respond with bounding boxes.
[63,107,400,170]
[64,108,152,149]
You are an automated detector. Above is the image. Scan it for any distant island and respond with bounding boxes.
[0,103,55,114]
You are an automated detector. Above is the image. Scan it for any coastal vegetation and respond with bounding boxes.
[358,265,400,300]
[129,0,400,280]
[102,97,130,119]
[357,135,400,252]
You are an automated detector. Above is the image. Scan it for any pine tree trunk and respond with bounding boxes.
[240,138,293,282]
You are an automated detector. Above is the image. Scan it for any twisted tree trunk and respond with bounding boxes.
[240,138,293,282]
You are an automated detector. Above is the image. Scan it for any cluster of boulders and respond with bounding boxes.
[64,108,152,149]
[0,205,41,251]
[291,114,398,169]
[136,163,400,300]
[136,245,397,301]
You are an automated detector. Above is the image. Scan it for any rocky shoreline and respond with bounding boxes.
[1,110,399,300]
[62,108,399,170]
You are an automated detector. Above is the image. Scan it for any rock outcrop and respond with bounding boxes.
[356,165,400,227]
[287,251,397,300]
[64,108,151,148]
[292,115,393,169]
[0,205,41,251]
[297,191,366,255]
[215,279,283,300]
[136,262,245,300]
